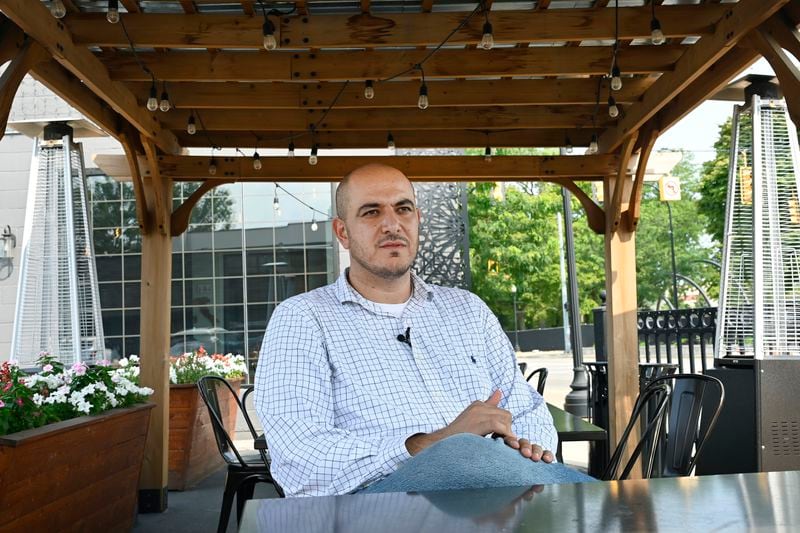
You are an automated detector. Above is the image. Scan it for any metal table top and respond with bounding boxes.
[240,470,800,532]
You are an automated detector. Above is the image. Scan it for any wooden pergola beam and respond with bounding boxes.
[0,0,181,155]
[0,39,49,141]
[126,77,655,110]
[751,26,800,128]
[102,45,688,82]
[598,0,788,154]
[93,154,618,182]
[67,6,727,49]
[173,129,597,149]
[161,106,610,132]
[625,128,659,231]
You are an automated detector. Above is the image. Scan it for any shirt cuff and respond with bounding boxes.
[378,433,414,476]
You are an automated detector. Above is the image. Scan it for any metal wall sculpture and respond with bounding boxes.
[10,123,105,365]
[413,182,471,290]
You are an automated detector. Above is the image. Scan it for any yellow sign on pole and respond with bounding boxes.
[659,175,681,202]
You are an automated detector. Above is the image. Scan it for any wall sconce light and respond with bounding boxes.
[0,225,17,280]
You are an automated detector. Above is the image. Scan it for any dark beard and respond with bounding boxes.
[351,253,414,280]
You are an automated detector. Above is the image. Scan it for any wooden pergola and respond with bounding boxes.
[1,0,799,510]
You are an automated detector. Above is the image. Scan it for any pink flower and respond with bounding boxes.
[0,400,5,408]
[16,398,23,406]
[71,362,87,376]
[2,382,11,392]
[98,359,112,367]
[43,364,54,373]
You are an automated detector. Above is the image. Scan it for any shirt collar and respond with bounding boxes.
[334,268,434,311]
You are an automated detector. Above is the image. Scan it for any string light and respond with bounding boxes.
[208,156,217,175]
[418,82,429,110]
[565,136,573,154]
[387,132,395,150]
[480,21,494,50]
[588,134,599,154]
[146,81,158,111]
[650,2,665,45]
[608,95,619,118]
[187,113,196,135]
[309,144,319,166]
[288,140,295,158]
[107,0,119,24]
[364,80,375,100]
[50,0,67,18]
[158,82,171,112]
[273,188,280,211]
[484,146,492,162]
[253,151,262,170]
[610,64,622,92]
[610,0,622,91]
[262,16,277,50]
[310,215,319,232]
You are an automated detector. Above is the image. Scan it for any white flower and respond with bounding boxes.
[118,358,129,368]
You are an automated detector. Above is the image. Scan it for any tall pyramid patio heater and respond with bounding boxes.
[10,122,105,366]
[701,78,800,474]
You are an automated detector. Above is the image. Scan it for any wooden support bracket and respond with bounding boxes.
[547,179,606,234]
[0,37,49,141]
[760,11,800,62]
[140,135,169,236]
[750,28,800,128]
[624,128,660,232]
[170,180,231,237]
[608,132,639,232]
[120,130,153,235]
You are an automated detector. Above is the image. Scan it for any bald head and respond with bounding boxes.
[336,163,415,219]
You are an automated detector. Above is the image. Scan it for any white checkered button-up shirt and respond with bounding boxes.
[254,270,557,497]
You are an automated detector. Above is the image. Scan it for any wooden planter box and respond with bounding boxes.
[168,380,240,491]
[0,403,154,532]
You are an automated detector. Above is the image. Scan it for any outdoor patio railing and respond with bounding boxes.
[637,307,717,374]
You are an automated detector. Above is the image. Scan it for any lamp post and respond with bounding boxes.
[650,182,680,309]
[511,284,520,352]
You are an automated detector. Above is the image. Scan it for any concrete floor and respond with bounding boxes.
[132,349,594,533]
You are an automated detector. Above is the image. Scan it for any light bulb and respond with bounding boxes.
[387,133,395,150]
[187,115,196,135]
[484,146,492,162]
[146,84,158,111]
[650,18,665,45]
[364,80,375,100]
[288,141,295,158]
[418,83,429,110]
[610,64,622,91]
[262,20,277,50]
[588,134,599,154]
[311,219,318,231]
[608,96,619,118]
[208,158,217,175]
[481,22,494,50]
[276,206,282,217]
[565,137,573,154]
[273,196,280,210]
[309,144,319,165]
[253,152,262,170]
[107,0,119,24]
[50,0,67,18]
[159,91,170,112]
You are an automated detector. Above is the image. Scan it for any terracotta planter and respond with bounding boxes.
[0,403,154,532]
[168,380,240,491]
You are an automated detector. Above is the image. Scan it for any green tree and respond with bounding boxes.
[698,119,732,244]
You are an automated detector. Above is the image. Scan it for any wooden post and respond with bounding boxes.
[604,155,642,479]
[137,161,173,512]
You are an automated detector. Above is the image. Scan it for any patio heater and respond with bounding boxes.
[702,77,800,473]
[9,122,105,366]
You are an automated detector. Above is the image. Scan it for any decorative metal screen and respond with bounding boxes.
[11,133,105,365]
[716,95,800,360]
[413,182,471,289]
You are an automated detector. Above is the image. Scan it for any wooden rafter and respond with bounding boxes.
[760,11,800,61]
[170,180,230,237]
[0,38,49,141]
[598,0,788,154]
[120,130,152,234]
[102,45,687,82]
[66,6,726,49]
[141,136,169,235]
[751,23,800,128]
[175,129,597,150]
[548,179,605,234]
[240,1,255,16]
[120,0,140,13]
[94,154,618,182]
[179,1,197,14]
[0,0,181,155]
[161,106,610,132]
[421,0,434,13]
[125,77,655,110]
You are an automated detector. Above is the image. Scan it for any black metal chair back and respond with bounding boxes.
[647,373,725,477]
[602,382,672,480]
[197,376,282,532]
[525,367,549,396]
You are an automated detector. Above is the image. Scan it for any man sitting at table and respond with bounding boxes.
[254,163,593,497]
